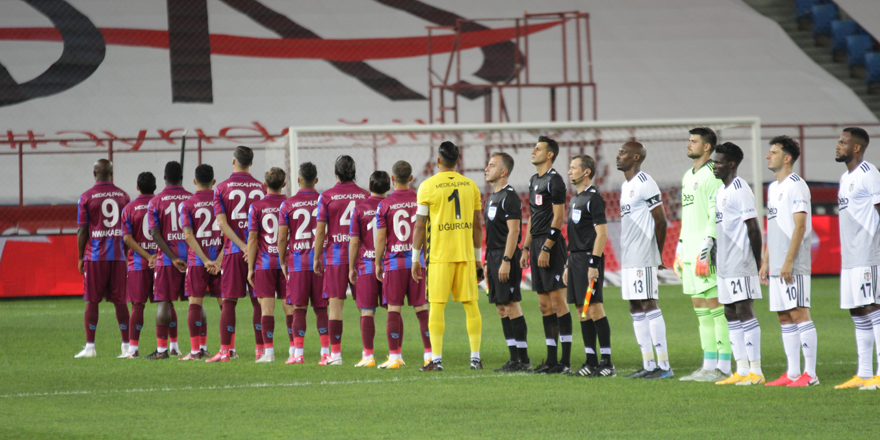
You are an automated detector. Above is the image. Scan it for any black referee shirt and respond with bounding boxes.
[484,184,522,251]
[528,168,566,237]
[567,185,606,252]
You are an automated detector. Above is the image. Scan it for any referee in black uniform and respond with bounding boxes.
[564,155,615,378]
[483,152,530,372]
[521,136,572,374]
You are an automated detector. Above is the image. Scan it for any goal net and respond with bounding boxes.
[285,118,761,285]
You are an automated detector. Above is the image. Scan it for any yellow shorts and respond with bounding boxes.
[427,261,478,303]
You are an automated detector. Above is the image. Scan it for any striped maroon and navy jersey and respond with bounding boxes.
[316,182,369,267]
[278,189,320,273]
[213,172,265,255]
[148,186,192,267]
[77,182,130,262]
[375,188,424,271]
[180,190,223,267]
[248,194,286,270]
[350,196,383,275]
[120,194,156,270]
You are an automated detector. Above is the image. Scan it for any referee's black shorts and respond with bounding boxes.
[529,235,567,293]
[486,248,522,304]
[567,252,604,306]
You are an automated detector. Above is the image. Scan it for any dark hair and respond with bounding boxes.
[335,155,356,182]
[265,167,286,190]
[369,171,391,194]
[491,152,515,175]
[234,145,254,167]
[689,127,717,149]
[137,171,156,194]
[770,135,801,164]
[164,161,183,185]
[392,160,412,181]
[538,135,559,162]
[572,154,596,179]
[714,142,744,167]
[194,164,214,185]
[438,141,460,168]
[843,127,870,149]
[299,162,317,183]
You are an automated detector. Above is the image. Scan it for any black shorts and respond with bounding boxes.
[567,252,604,305]
[529,235,567,293]
[486,248,522,304]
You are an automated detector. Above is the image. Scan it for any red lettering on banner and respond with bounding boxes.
[194,129,214,144]
[5,131,45,149]
[157,128,185,145]
[56,131,104,148]
[218,121,276,143]
[101,130,147,151]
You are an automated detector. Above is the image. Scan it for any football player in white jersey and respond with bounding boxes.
[711,142,765,386]
[759,136,818,387]
[833,127,880,390]
[616,142,673,379]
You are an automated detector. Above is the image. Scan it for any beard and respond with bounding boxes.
[835,154,850,163]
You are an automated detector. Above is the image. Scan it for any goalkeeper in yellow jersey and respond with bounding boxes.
[413,141,484,371]
[675,127,731,382]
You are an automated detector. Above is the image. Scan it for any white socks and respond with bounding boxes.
[781,324,800,379]
[742,318,762,375]
[632,312,655,370]
[728,320,748,376]
[647,310,669,370]
[798,321,817,378]
[854,315,874,379]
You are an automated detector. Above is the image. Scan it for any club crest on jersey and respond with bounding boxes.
[572,209,582,224]
[535,194,543,206]
[629,190,634,198]
[693,182,699,190]
[865,270,871,282]
[721,197,727,207]
[778,193,783,201]
[488,206,497,220]
[637,269,643,278]
[849,182,855,192]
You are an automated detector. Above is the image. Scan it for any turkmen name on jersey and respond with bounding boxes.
[331,233,351,242]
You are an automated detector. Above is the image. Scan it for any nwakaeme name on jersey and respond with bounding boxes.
[838,161,880,268]
[715,177,758,277]
[619,172,662,269]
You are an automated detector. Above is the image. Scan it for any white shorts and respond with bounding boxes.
[718,275,762,305]
[840,266,878,309]
[621,267,658,301]
[768,275,810,312]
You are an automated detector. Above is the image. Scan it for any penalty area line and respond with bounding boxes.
[0,373,518,399]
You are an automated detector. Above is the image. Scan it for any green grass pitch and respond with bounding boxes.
[1,276,878,439]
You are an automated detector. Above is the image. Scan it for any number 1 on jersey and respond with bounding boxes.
[448,189,461,219]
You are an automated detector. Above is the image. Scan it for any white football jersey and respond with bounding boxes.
[620,171,662,268]
[838,161,880,269]
[766,173,812,276]
[715,176,759,278]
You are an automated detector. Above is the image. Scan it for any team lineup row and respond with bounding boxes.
[71,127,880,389]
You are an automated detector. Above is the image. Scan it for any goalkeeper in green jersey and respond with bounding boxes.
[674,127,731,382]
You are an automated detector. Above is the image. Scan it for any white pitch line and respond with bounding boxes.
[0,374,517,399]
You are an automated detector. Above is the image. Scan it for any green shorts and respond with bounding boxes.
[682,263,717,297]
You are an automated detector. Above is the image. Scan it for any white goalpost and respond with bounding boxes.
[284,117,762,283]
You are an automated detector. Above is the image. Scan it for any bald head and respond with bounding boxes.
[622,142,646,163]
[94,159,113,182]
